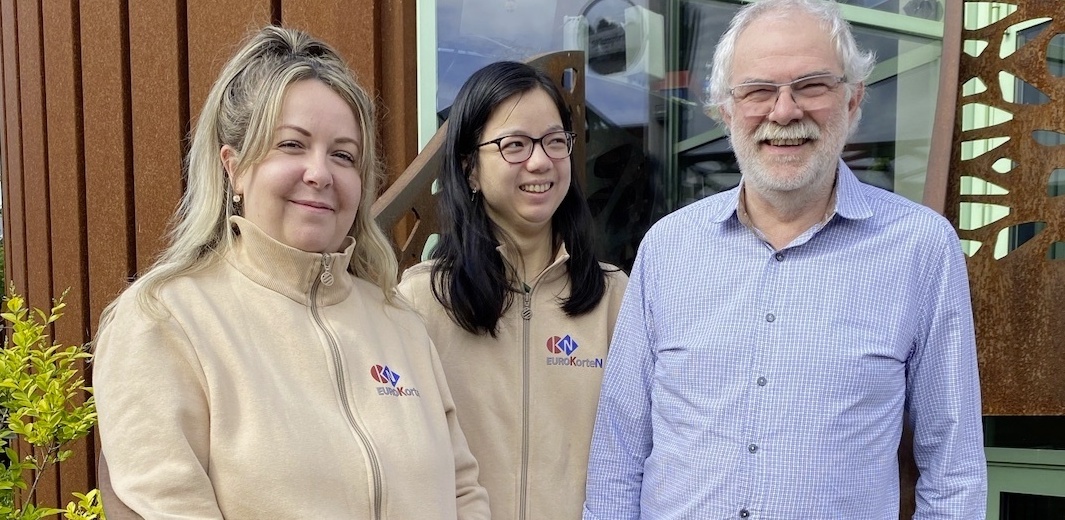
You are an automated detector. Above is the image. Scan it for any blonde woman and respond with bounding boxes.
[93,26,489,518]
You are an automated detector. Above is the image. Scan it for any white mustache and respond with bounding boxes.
[753,120,821,141]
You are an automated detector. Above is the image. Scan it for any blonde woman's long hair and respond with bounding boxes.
[100,25,397,327]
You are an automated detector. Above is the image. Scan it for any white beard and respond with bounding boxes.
[729,112,849,211]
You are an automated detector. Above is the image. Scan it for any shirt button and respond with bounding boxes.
[757,376,767,386]
[765,313,775,322]
[740,509,750,518]
[747,443,758,453]
[774,252,784,261]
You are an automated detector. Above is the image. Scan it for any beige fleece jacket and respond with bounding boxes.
[397,245,628,520]
[95,217,489,519]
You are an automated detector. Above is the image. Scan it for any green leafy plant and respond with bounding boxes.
[0,291,104,519]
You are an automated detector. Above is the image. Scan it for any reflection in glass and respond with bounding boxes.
[999,19,1050,59]
[985,416,1065,450]
[963,2,1018,32]
[998,493,1065,519]
[1049,34,1065,78]
[995,222,1046,259]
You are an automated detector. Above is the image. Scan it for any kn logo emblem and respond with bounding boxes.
[546,335,579,356]
[371,364,420,397]
[546,334,603,368]
[370,364,400,387]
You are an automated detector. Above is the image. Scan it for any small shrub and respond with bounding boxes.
[0,291,103,519]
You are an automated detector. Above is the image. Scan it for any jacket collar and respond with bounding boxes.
[227,216,356,306]
[494,241,571,287]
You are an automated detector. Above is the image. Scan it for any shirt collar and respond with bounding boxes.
[713,158,874,226]
[832,159,874,221]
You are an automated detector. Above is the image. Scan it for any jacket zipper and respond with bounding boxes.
[506,254,559,520]
[311,253,383,520]
[519,283,532,520]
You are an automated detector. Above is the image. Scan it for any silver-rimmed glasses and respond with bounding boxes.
[476,130,576,164]
[729,73,848,116]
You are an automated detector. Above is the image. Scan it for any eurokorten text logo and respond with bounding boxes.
[545,334,603,368]
[370,364,421,397]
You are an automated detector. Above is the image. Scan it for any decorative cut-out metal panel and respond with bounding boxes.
[946,1,1065,414]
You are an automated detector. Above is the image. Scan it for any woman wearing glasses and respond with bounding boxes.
[397,61,627,519]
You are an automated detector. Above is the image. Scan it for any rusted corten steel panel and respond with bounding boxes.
[945,1,1065,414]
[81,0,134,335]
[129,2,187,271]
[43,0,94,505]
[378,1,420,186]
[14,0,62,508]
[0,3,8,304]
[19,0,87,508]
[283,0,378,93]
[186,0,272,126]
[2,1,27,296]
[373,51,588,272]
[18,0,53,317]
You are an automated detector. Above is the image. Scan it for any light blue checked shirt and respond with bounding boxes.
[584,161,986,520]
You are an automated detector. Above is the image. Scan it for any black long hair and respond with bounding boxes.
[430,61,608,337]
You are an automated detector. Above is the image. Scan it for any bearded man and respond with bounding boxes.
[582,0,987,518]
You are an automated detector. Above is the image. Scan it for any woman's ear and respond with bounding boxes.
[464,158,481,192]
[220,145,242,194]
[467,172,481,193]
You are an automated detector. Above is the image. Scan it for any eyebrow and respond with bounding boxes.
[738,70,836,84]
[486,124,566,140]
[277,124,360,147]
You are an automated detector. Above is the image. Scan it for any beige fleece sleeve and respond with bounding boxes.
[395,264,428,310]
[605,268,630,343]
[94,296,224,519]
[428,339,491,519]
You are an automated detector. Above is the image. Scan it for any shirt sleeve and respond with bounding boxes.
[908,225,987,519]
[583,243,657,520]
[94,296,224,518]
[428,338,492,519]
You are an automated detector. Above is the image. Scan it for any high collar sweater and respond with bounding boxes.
[95,217,490,519]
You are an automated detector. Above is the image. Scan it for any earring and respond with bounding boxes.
[233,194,242,204]
[470,187,479,202]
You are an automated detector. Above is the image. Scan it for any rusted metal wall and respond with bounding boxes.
[945,0,1065,415]
[0,0,416,508]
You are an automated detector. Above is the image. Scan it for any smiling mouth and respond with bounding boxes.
[521,182,553,193]
[294,200,335,211]
[764,138,811,146]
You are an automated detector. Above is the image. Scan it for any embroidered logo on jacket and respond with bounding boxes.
[370,364,421,397]
[545,335,603,368]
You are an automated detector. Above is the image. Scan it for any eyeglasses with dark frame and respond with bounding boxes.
[476,130,576,164]
[729,73,848,116]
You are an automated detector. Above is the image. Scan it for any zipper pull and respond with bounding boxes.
[320,254,335,286]
[521,285,532,320]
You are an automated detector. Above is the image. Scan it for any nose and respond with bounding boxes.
[304,152,333,188]
[524,140,553,172]
[767,86,803,125]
